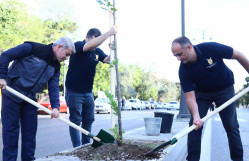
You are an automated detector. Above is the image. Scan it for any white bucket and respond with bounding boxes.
[144,117,162,136]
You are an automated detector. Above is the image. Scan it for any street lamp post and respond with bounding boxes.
[177,0,191,119]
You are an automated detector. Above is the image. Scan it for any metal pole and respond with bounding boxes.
[178,0,191,119]
[181,0,185,36]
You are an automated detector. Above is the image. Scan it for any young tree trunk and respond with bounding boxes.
[112,0,123,142]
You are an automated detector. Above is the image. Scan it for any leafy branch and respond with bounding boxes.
[104,90,118,115]
[97,0,117,13]
[109,124,125,141]
[108,59,118,68]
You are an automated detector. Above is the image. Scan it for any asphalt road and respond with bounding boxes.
[0,109,176,161]
[199,108,249,161]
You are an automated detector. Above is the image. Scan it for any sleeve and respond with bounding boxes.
[0,43,32,79]
[179,64,195,93]
[212,42,233,59]
[96,48,107,62]
[47,65,60,109]
[74,41,85,54]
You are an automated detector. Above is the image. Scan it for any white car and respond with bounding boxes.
[156,102,164,109]
[129,99,142,110]
[122,100,132,110]
[94,98,111,114]
[140,101,146,110]
[167,101,180,110]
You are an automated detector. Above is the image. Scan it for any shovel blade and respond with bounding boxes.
[144,140,172,156]
[92,129,115,148]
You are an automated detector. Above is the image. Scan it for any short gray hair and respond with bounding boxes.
[172,36,192,49]
[53,37,76,53]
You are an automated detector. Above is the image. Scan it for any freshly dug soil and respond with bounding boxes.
[57,140,165,160]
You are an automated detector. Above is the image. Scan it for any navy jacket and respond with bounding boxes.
[0,42,60,108]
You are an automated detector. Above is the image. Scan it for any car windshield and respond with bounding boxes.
[129,100,137,103]
[40,96,50,102]
[170,102,177,104]
[95,98,109,103]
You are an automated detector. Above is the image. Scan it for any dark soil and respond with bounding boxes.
[56,140,166,160]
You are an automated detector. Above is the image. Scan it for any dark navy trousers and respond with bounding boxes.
[187,85,243,161]
[1,92,37,161]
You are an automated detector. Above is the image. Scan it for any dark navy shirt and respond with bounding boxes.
[179,42,234,93]
[66,40,107,93]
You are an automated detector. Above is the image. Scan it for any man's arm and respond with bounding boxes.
[231,49,249,73]
[185,91,204,130]
[103,55,110,63]
[47,68,60,118]
[83,25,118,52]
[0,43,32,89]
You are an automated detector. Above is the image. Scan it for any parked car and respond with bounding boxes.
[163,103,168,109]
[129,99,142,110]
[156,102,164,109]
[150,101,157,109]
[167,101,180,110]
[94,98,111,114]
[122,100,132,111]
[140,101,146,110]
[144,101,151,109]
[38,96,68,114]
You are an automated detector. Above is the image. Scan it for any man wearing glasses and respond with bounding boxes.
[171,36,249,161]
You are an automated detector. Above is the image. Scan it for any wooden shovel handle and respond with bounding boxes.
[5,86,102,143]
[174,86,249,141]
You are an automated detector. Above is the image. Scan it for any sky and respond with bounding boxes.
[27,0,249,92]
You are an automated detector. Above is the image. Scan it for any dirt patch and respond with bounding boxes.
[55,140,166,160]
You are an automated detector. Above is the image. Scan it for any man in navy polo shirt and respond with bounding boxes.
[171,36,249,161]
[65,25,118,147]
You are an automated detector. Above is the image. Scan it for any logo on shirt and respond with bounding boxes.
[206,57,217,68]
[96,54,99,60]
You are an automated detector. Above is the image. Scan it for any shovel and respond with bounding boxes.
[5,86,115,148]
[145,86,249,156]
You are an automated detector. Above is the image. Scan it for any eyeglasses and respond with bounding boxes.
[174,52,183,57]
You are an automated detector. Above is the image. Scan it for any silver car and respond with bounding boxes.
[94,98,111,114]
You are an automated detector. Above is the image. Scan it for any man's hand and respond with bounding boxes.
[0,79,7,89]
[193,116,204,130]
[51,108,60,119]
[109,25,118,36]
[109,41,116,50]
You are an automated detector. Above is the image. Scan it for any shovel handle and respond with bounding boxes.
[174,86,249,141]
[5,86,102,143]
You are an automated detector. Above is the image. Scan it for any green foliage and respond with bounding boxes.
[115,63,180,102]
[93,63,111,97]
[108,59,118,68]
[0,0,77,52]
[104,90,118,115]
[97,0,117,13]
[108,124,124,141]
[237,76,249,108]
[0,0,42,52]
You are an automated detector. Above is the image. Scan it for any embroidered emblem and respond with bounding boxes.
[207,57,213,65]
[206,57,217,68]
